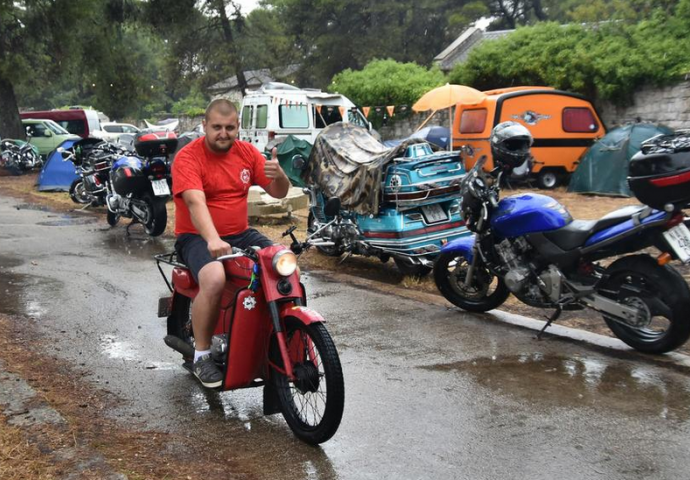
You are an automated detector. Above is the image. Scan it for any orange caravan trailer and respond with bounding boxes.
[453,87,606,188]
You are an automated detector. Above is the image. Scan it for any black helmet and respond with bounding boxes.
[490,121,533,171]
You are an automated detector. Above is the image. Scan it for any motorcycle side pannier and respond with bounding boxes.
[628,132,690,209]
[134,131,178,157]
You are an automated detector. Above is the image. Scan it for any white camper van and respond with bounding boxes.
[238,82,371,152]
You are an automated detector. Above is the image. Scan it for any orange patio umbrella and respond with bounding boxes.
[412,84,486,148]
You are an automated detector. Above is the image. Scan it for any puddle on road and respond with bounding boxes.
[426,353,690,421]
[101,231,173,259]
[35,215,98,227]
[0,255,57,319]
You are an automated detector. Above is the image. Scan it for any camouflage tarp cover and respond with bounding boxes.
[302,122,428,215]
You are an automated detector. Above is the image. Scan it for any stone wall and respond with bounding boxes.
[598,79,690,130]
[378,111,452,141]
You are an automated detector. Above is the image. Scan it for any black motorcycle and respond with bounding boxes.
[0,139,42,173]
[64,138,122,206]
[104,131,177,237]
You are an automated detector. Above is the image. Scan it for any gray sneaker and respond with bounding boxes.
[193,354,223,388]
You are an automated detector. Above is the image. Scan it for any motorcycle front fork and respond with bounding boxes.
[464,243,479,287]
[268,299,303,381]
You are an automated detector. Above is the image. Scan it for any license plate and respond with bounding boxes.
[421,204,449,224]
[151,179,170,196]
[663,223,690,264]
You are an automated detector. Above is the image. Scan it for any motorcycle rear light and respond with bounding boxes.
[666,213,684,229]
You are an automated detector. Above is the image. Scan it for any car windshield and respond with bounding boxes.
[45,121,70,135]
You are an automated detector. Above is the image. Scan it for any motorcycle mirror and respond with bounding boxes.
[324,197,341,217]
[291,154,305,170]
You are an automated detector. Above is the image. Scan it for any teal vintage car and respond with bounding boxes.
[21,118,80,157]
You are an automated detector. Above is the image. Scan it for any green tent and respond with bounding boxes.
[568,123,673,197]
[264,135,312,188]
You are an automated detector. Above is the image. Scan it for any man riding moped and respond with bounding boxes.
[172,98,290,388]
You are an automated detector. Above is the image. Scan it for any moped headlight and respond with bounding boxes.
[272,250,297,276]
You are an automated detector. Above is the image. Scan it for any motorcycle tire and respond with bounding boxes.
[307,212,344,257]
[433,251,509,312]
[599,255,690,354]
[167,294,194,362]
[270,317,344,445]
[106,210,120,227]
[142,193,167,237]
[69,179,91,204]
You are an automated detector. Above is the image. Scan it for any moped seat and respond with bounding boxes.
[543,205,649,251]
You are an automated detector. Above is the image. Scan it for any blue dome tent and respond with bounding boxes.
[36,139,80,191]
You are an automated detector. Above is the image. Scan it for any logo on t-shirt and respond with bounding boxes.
[240,168,251,185]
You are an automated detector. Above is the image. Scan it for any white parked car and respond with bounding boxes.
[93,122,141,142]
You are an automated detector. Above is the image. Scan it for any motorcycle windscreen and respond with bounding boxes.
[491,193,572,238]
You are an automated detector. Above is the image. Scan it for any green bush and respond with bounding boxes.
[329,59,446,107]
[449,10,690,106]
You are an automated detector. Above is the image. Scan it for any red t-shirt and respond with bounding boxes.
[172,137,271,237]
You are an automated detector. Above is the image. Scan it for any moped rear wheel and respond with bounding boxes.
[271,317,344,445]
[167,294,194,361]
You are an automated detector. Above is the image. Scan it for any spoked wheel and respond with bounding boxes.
[106,210,120,227]
[271,317,344,445]
[393,256,432,277]
[433,251,509,312]
[69,179,91,204]
[167,294,194,362]
[141,193,167,236]
[307,212,344,257]
[599,255,690,354]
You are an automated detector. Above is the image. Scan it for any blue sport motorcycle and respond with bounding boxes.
[434,132,690,354]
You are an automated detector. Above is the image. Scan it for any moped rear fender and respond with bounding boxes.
[440,234,476,262]
[280,304,324,325]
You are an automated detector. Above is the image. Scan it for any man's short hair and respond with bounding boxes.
[205,99,238,122]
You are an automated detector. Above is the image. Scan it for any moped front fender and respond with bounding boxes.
[279,304,324,325]
[440,234,476,263]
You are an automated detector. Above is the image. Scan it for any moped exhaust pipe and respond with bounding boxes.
[164,335,194,358]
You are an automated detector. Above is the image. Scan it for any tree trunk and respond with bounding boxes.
[216,0,248,97]
[0,75,24,140]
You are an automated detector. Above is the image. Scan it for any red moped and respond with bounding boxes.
[154,224,345,445]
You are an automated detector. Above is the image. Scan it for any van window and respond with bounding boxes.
[256,105,268,129]
[460,109,487,134]
[45,121,69,135]
[563,107,598,132]
[57,119,85,136]
[104,125,123,133]
[348,109,369,128]
[279,105,309,128]
[241,106,253,129]
[314,106,343,128]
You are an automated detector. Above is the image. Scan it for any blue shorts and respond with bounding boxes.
[175,229,273,281]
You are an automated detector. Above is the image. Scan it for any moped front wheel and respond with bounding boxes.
[270,317,344,445]
[433,251,509,312]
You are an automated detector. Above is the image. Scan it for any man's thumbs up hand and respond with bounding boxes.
[264,147,283,179]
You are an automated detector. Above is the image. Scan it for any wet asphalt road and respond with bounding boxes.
[1,194,690,480]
